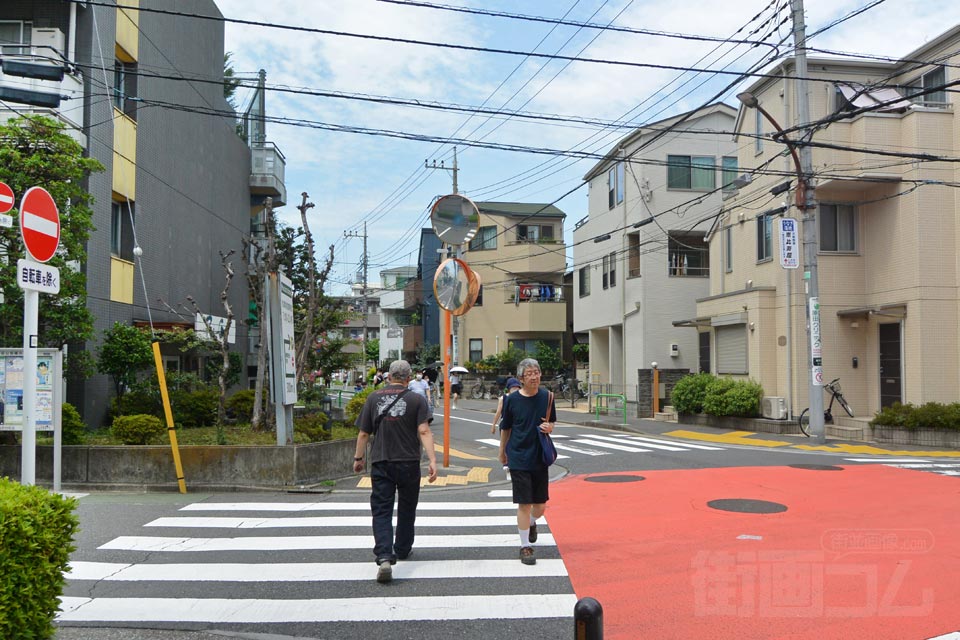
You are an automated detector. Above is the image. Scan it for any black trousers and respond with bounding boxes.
[370,460,422,563]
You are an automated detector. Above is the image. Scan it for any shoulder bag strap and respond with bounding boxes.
[373,388,409,436]
[546,391,554,423]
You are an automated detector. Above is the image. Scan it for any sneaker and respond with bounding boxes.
[520,546,536,565]
[528,522,538,544]
[376,559,393,583]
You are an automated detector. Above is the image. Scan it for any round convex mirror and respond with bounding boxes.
[430,194,480,246]
[452,267,482,317]
[434,258,474,314]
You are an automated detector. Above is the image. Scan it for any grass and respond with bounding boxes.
[35,422,360,446]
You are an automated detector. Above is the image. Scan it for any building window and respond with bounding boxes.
[608,251,616,287]
[113,60,138,119]
[667,155,715,190]
[627,232,641,278]
[469,225,497,251]
[698,331,711,373]
[602,255,608,289]
[668,231,708,277]
[819,203,857,252]
[721,156,739,191]
[715,324,747,374]
[508,339,559,355]
[578,266,590,297]
[517,224,554,243]
[757,212,773,262]
[906,66,947,107]
[475,284,483,306]
[607,166,616,208]
[111,202,135,261]
[616,162,625,204]
[754,108,763,153]
[0,21,32,55]
[724,226,733,273]
[469,339,482,363]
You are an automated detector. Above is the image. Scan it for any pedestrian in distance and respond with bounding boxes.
[353,360,438,584]
[498,358,556,566]
[491,377,522,434]
[449,367,462,409]
[407,371,434,424]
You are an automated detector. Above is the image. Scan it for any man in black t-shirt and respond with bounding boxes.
[354,360,437,583]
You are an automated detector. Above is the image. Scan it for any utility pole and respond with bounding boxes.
[791,0,825,444]
[344,223,369,376]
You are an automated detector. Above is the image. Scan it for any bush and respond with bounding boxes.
[870,402,912,427]
[871,402,960,430]
[60,402,86,445]
[295,411,331,442]
[227,389,256,422]
[703,377,763,417]
[111,414,165,445]
[670,373,716,414]
[0,478,79,640]
[170,388,219,427]
[110,389,161,420]
[345,386,375,426]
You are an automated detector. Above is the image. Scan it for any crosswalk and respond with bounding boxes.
[477,431,725,459]
[58,496,577,635]
[845,458,960,477]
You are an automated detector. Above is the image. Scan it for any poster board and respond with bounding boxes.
[0,348,61,431]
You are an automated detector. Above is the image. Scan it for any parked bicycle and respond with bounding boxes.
[798,378,854,436]
[469,376,508,399]
[551,372,584,401]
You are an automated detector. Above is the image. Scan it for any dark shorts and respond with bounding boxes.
[510,468,549,505]
[451,384,463,395]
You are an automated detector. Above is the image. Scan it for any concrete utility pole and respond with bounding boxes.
[791,0,825,444]
[344,223,369,374]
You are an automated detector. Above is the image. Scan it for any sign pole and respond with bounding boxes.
[21,289,39,485]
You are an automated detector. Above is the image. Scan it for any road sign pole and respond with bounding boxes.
[21,288,39,485]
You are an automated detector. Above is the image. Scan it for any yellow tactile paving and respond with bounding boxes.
[354,466,493,488]
[433,444,490,461]
[793,443,960,457]
[665,429,793,448]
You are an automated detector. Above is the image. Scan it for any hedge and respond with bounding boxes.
[0,478,79,639]
[672,373,764,418]
[112,414,166,445]
[871,402,960,431]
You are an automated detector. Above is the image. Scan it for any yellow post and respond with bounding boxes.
[152,342,186,493]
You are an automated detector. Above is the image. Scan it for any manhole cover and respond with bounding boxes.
[707,498,787,514]
[789,464,844,471]
[584,475,645,483]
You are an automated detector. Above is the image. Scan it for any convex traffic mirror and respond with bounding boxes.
[430,194,480,247]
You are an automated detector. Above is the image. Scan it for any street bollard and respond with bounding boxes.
[574,596,603,640]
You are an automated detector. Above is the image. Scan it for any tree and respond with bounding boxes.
[365,338,380,367]
[0,116,103,350]
[223,52,241,108]
[97,323,154,413]
[534,341,562,376]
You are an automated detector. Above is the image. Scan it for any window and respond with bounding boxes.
[578,266,590,297]
[754,108,763,153]
[627,232,641,278]
[602,255,609,289]
[906,66,947,107]
[756,212,773,262]
[616,162,625,204]
[517,224,554,243]
[469,339,482,363]
[724,226,733,273]
[469,225,497,251]
[721,156,739,191]
[475,285,483,306]
[668,231,709,277]
[0,21,32,55]
[111,202,135,261]
[607,166,616,208]
[819,203,857,252]
[113,60,138,119]
[608,251,616,287]
[715,325,747,374]
[667,155,715,190]
[508,339,560,355]
[698,331,711,373]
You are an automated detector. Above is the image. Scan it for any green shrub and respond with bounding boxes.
[227,389,256,422]
[110,389,160,419]
[670,372,716,414]
[703,377,763,417]
[171,388,218,427]
[345,386,375,426]
[60,402,86,445]
[872,401,960,431]
[0,478,79,639]
[111,414,165,445]
[870,402,913,427]
[295,411,331,442]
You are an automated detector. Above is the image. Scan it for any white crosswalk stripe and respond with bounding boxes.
[844,458,960,478]
[476,432,725,459]
[59,498,575,632]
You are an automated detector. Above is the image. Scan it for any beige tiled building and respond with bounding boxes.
[691,25,960,421]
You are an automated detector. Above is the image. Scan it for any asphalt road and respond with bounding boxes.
[55,403,960,640]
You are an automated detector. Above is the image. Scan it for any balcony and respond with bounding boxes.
[0,51,85,147]
[500,239,567,274]
[250,142,286,206]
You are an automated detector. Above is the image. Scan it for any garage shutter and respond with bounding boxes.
[715,324,747,374]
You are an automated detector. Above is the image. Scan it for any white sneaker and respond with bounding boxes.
[376,560,392,583]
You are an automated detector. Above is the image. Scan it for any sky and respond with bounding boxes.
[217,0,960,296]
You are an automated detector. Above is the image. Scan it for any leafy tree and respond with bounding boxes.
[365,338,380,367]
[0,115,103,349]
[223,52,241,108]
[572,343,589,364]
[534,341,562,376]
[97,323,154,412]
[415,343,441,369]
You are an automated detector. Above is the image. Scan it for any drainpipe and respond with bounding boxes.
[69,1,77,63]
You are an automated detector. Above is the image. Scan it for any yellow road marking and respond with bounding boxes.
[793,443,960,457]
[354,466,492,488]
[665,429,792,448]
[434,444,490,461]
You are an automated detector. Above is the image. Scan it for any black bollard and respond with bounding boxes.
[574,596,603,640]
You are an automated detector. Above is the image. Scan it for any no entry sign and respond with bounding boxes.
[19,186,60,263]
[0,181,14,214]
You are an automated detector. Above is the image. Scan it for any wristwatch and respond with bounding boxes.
[354,456,364,461]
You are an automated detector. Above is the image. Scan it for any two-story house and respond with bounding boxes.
[694,24,960,420]
[574,103,738,400]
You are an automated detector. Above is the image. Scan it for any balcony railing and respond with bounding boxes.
[506,283,565,303]
[0,48,85,147]
[250,142,287,206]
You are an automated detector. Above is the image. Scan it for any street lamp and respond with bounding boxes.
[737,90,826,444]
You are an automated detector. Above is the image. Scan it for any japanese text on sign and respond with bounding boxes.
[779,218,799,269]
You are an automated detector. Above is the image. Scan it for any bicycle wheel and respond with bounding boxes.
[562,385,574,402]
[836,393,854,417]
[470,383,484,400]
[798,408,811,437]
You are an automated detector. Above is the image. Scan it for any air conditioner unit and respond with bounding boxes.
[31,28,65,56]
[761,396,787,420]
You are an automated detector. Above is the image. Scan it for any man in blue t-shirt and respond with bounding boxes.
[498,357,556,566]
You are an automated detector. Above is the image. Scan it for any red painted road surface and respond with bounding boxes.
[548,465,960,640]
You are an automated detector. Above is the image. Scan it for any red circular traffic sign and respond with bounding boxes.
[19,186,61,263]
[0,181,14,214]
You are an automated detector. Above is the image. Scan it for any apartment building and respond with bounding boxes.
[456,201,568,366]
[694,24,960,419]
[376,266,418,363]
[574,103,738,397]
[1,1,276,425]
